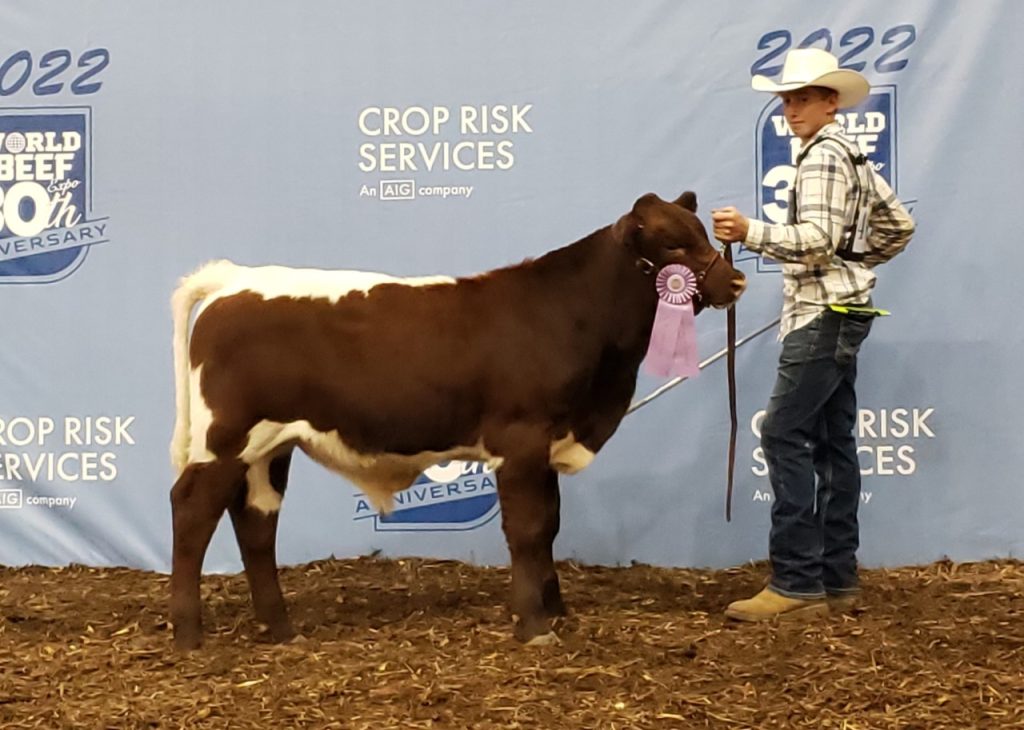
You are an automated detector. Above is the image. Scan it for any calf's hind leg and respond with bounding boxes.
[169,458,247,650]
[229,451,295,642]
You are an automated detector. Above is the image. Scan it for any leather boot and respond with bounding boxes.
[725,587,828,622]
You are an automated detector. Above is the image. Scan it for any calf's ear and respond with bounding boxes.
[674,191,698,212]
[612,210,643,246]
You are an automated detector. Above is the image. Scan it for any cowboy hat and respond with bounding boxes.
[751,48,869,108]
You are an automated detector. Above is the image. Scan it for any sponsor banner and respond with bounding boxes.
[747,407,937,506]
[0,4,1021,571]
[0,415,138,516]
[357,103,534,202]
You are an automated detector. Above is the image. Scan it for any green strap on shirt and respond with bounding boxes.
[828,304,891,317]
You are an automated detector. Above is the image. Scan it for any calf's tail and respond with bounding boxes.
[170,259,237,473]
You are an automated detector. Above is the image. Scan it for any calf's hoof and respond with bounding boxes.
[525,631,561,647]
[513,614,558,645]
[259,621,297,644]
[173,627,203,651]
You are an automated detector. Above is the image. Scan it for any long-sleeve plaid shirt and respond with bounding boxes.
[742,122,915,338]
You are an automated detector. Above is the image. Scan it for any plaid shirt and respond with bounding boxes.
[743,122,915,338]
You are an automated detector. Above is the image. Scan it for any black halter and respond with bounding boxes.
[633,248,724,301]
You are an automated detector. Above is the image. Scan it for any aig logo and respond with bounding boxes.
[745,86,899,271]
[0,489,23,509]
[380,179,415,201]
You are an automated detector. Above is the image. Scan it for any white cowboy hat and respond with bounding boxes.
[751,48,870,108]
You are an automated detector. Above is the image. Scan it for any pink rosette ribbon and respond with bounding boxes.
[643,264,700,378]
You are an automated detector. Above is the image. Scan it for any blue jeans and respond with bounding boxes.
[761,310,873,599]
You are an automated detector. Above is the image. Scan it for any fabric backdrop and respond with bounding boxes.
[1,1,1020,573]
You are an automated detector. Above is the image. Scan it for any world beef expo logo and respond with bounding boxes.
[352,461,499,532]
[0,108,109,284]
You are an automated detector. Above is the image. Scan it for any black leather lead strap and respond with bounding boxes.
[724,243,737,522]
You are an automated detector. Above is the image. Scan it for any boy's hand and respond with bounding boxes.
[711,207,749,243]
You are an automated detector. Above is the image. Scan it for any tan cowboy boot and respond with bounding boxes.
[724,587,828,622]
[826,591,861,613]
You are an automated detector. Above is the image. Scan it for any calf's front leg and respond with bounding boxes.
[496,455,565,644]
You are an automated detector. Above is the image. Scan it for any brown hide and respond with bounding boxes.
[189,191,743,462]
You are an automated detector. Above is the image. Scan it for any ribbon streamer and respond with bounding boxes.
[643,264,700,378]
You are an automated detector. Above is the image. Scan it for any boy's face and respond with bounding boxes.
[779,87,839,142]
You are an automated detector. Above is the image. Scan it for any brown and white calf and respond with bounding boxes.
[168,191,746,649]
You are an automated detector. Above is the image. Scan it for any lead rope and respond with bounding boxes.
[627,252,782,522]
[723,243,737,522]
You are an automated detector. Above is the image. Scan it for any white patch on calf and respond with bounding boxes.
[240,420,500,515]
[193,262,456,318]
[245,458,282,514]
[549,433,595,474]
[486,455,506,472]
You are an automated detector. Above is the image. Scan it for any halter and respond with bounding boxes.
[633,247,724,302]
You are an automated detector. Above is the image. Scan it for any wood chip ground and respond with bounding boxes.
[1,557,1022,728]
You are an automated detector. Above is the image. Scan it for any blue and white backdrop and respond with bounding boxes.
[1,1,1021,572]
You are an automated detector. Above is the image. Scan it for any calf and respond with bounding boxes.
[169,190,746,648]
